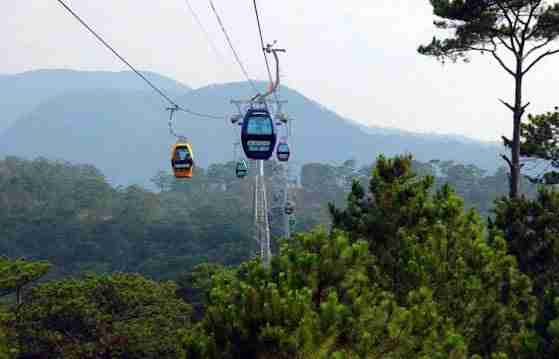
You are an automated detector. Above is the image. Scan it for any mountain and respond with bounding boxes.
[0,69,190,132]
[0,70,504,187]
[358,123,499,146]
[173,82,503,168]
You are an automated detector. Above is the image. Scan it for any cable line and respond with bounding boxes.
[208,0,260,96]
[184,0,229,67]
[252,0,273,85]
[251,0,280,105]
[55,0,224,120]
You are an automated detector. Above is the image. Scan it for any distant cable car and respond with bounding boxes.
[236,159,249,178]
[171,140,194,179]
[285,201,295,215]
[241,108,277,160]
[289,216,297,229]
[276,141,290,162]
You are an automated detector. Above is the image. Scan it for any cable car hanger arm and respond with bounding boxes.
[255,43,285,103]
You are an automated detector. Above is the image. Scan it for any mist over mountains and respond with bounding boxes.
[0,69,504,187]
[0,69,190,132]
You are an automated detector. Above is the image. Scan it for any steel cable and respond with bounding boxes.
[55,0,224,120]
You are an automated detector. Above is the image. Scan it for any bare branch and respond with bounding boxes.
[524,38,554,59]
[458,42,515,76]
[523,48,559,75]
[518,1,540,52]
[524,0,545,43]
[494,34,515,52]
[501,154,513,169]
[499,99,515,112]
[465,46,494,53]
[511,6,522,29]
[491,52,516,76]
[494,0,520,50]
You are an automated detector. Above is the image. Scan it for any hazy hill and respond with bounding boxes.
[0,69,190,132]
[0,70,504,187]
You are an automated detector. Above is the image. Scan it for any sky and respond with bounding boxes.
[2,0,559,142]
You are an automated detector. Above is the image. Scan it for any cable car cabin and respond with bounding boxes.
[285,201,295,215]
[171,142,194,178]
[236,160,249,178]
[241,108,277,160]
[276,142,290,162]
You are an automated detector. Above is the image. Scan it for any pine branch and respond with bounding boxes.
[524,38,554,59]
[501,154,513,169]
[494,33,515,52]
[521,102,531,114]
[494,0,521,50]
[499,99,515,112]
[523,48,559,75]
[492,52,516,76]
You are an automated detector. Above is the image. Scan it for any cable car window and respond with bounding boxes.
[247,116,273,135]
[175,148,191,161]
[247,140,271,152]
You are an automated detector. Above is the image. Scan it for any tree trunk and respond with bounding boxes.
[16,286,21,305]
[510,61,524,199]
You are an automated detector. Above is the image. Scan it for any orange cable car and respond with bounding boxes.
[171,141,194,179]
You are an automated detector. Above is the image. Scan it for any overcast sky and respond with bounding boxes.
[2,0,559,141]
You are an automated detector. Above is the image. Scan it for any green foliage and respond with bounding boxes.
[0,307,17,359]
[15,272,192,358]
[492,189,559,295]
[201,229,467,358]
[518,110,559,184]
[491,189,559,358]
[547,295,559,355]
[330,154,536,357]
[177,263,225,320]
[419,0,559,199]
[0,257,51,304]
[0,157,255,279]
[0,333,8,359]
[430,161,511,216]
[0,155,552,357]
[0,156,527,281]
[419,1,559,62]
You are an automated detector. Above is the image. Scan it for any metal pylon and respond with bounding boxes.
[269,162,291,240]
[253,160,272,266]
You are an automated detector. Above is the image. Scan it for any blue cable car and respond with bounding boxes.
[276,141,290,162]
[241,108,277,160]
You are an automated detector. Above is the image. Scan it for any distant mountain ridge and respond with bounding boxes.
[358,123,499,146]
[0,69,190,132]
[0,69,504,187]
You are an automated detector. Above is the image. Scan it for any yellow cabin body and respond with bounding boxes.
[171,142,194,178]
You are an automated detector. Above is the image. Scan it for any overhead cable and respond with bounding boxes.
[252,0,273,85]
[208,0,260,95]
[55,0,224,120]
[184,0,229,67]
[251,0,281,104]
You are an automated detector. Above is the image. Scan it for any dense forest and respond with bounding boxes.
[4,0,559,357]
[0,156,535,279]
[0,154,557,358]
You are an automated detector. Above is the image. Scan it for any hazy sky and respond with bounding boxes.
[2,0,559,141]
